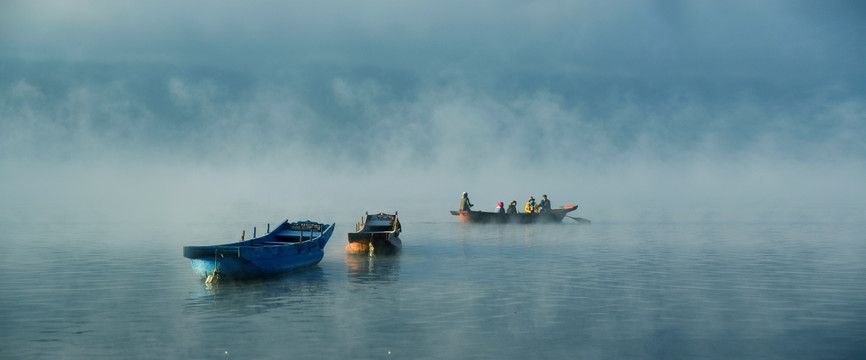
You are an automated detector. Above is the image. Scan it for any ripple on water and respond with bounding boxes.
[1,221,865,359]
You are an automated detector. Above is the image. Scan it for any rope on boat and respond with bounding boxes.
[205,249,221,285]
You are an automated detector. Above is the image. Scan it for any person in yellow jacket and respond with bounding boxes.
[525,196,537,213]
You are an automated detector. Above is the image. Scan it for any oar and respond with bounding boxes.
[566,215,591,224]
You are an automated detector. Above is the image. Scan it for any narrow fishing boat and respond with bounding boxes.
[182,220,335,281]
[346,212,402,256]
[450,204,589,224]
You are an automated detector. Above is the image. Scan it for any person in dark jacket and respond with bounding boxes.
[538,194,551,213]
[459,192,474,211]
[506,201,518,214]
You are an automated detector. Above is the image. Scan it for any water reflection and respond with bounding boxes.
[5,221,865,359]
[184,267,330,316]
[345,254,401,284]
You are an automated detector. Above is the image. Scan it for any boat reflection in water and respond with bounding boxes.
[184,267,330,317]
[344,254,401,285]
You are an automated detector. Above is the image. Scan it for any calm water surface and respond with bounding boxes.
[1,220,864,359]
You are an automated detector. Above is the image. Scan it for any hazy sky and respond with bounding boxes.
[1,0,864,223]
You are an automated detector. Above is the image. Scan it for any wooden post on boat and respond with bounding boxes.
[267,223,270,233]
[241,230,245,241]
[254,227,256,238]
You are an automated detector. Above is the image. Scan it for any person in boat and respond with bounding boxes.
[459,192,474,211]
[538,194,551,213]
[494,202,504,214]
[525,196,537,213]
[506,201,518,214]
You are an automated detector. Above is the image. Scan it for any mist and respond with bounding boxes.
[1,0,864,224]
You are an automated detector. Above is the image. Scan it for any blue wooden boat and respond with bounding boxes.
[182,220,335,281]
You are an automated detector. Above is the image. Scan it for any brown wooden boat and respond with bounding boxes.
[450,204,588,224]
[346,212,402,255]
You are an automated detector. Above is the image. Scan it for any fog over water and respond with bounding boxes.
[1,0,864,223]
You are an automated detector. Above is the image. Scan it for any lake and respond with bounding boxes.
[1,219,864,359]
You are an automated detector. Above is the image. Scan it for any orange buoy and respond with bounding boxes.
[345,242,369,255]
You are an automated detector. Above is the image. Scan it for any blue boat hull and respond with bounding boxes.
[188,241,328,279]
[183,220,334,280]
